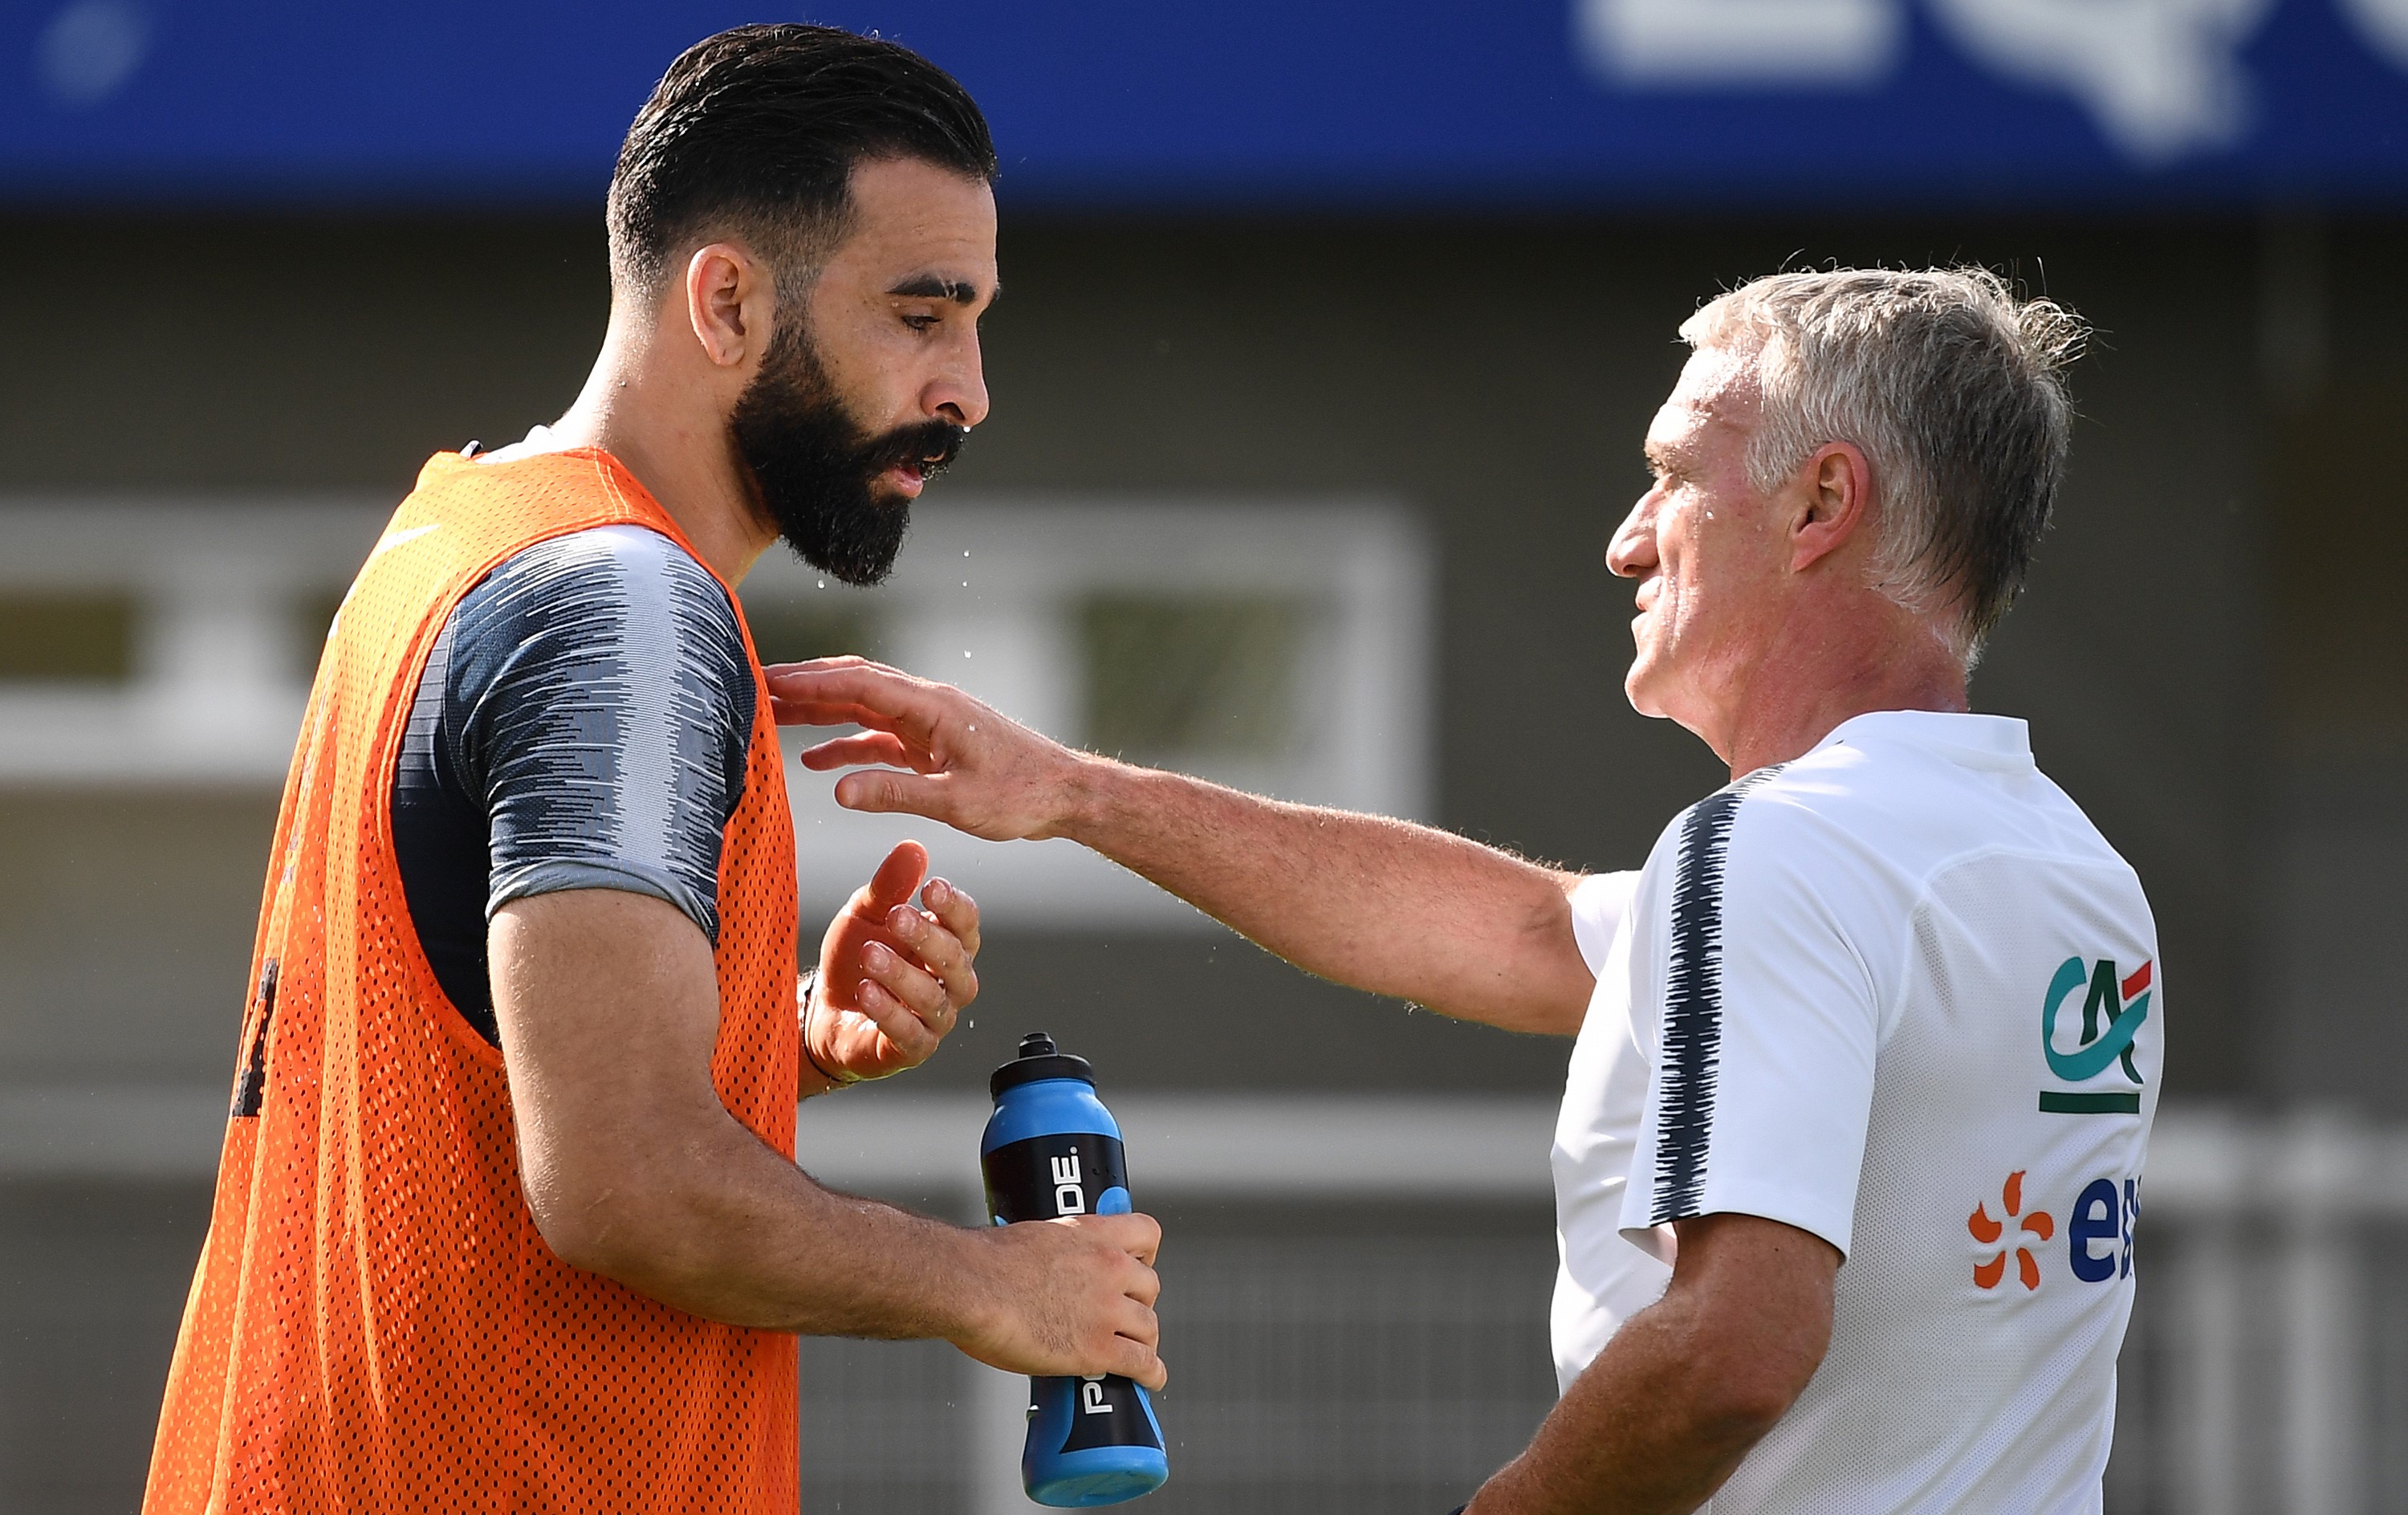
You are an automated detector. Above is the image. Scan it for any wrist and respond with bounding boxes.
[796,1057,846,1100]
[933,1222,1010,1348]
[795,969,859,1096]
[1043,750,1128,845]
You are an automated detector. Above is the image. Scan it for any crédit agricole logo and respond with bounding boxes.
[2039,956,2150,1114]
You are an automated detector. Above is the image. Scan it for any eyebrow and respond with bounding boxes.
[888,273,993,306]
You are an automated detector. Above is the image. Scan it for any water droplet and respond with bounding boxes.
[967,724,978,733]
[963,650,972,658]
[816,578,826,588]
[962,549,971,557]
[962,580,970,588]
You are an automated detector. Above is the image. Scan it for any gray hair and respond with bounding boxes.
[1680,267,2088,662]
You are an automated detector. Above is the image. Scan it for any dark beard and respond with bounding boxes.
[727,320,966,587]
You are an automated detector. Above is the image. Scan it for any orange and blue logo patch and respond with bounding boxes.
[1970,1171,2055,1290]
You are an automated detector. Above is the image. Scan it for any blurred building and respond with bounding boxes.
[2,3,2405,1511]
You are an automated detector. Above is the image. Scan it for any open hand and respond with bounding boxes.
[766,657,1085,843]
[805,839,979,1085]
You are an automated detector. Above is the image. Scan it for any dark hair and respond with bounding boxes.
[607,24,997,295]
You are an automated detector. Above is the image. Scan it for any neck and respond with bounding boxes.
[1709,601,1969,779]
[544,312,777,585]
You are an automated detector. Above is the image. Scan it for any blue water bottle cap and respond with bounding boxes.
[991,1030,1097,1099]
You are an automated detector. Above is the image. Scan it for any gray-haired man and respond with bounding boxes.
[769,268,2160,1514]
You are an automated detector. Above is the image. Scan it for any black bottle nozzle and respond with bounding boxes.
[991,1028,1096,1098]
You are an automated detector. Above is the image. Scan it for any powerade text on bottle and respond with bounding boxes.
[981,1032,1169,1507]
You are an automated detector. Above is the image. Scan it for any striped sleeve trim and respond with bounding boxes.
[1648,764,1783,1226]
[455,525,753,944]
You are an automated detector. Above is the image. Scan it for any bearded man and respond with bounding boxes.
[143,26,1164,1515]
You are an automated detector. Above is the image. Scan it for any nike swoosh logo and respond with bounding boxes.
[365,523,438,562]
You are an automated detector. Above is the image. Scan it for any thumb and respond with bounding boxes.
[866,839,929,909]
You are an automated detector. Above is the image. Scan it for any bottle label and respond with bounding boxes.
[982,1132,1128,1223]
[1047,1372,1161,1453]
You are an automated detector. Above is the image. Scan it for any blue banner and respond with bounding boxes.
[2,0,2405,205]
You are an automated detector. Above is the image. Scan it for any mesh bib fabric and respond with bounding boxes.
[144,450,801,1515]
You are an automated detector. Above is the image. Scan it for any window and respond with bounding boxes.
[0,593,136,682]
[1079,593,1306,764]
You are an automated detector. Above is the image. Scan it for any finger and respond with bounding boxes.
[1092,1211,1161,1268]
[1111,1336,1168,1393]
[921,878,982,960]
[765,664,953,738]
[1119,1256,1161,1309]
[854,979,938,1062]
[835,768,951,819]
[1112,1297,1161,1350]
[761,654,872,678]
[767,654,893,679]
[889,906,977,1008]
[766,650,872,679]
[862,939,954,1026]
[769,696,915,734]
[798,732,920,772]
[864,841,929,910]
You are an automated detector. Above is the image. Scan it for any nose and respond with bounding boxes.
[1606,488,1660,580]
[926,327,990,431]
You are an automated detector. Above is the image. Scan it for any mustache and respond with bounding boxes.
[860,418,969,482]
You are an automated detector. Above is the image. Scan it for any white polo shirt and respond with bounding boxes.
[1552,711,2159,1513]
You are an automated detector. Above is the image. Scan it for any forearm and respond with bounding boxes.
[568,1107,985,1339]
[1466,1216,1835,1514]
[539,1096,1165,1387]
[1466,1300,1768,1515]
[1056,756,1592,1033]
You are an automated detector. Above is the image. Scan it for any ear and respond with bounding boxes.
[1790,441,1873,573]
[683,242,776,372]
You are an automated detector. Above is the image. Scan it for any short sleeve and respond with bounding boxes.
[1568,871,1642,977]
[445,526,755,942]
[1619,775,1882,1261]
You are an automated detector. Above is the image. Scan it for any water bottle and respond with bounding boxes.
[981,1032,1169,1507]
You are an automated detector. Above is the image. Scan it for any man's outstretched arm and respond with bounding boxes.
[767,658,1598,1036]
[1467,1214,1837,1514]
[492,883,1168,1387]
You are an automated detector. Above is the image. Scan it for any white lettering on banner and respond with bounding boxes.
[2339,0,2408,72]
[1051,1152,1085,1216]
[1924,0,2278,161]
[1574,0,1902,86]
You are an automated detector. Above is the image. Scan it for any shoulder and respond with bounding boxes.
[449,526,746,678]
[1639,722,2142,982]
[1675,730,2002,884]
[1636,757,1919,1000]
[462,525,736,630]
[439,527,755,765]
[1653,762,1853,890]
[1727,720,2131,890]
